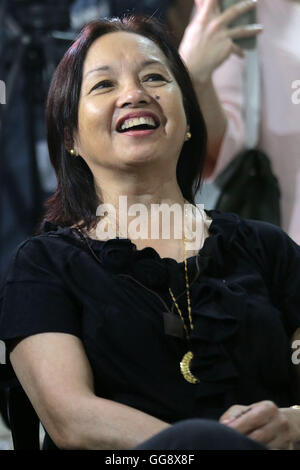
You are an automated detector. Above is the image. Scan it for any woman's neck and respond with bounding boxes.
[94,171,186,223]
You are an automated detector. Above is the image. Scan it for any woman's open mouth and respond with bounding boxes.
[116,113,160,137]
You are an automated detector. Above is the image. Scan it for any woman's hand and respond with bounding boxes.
[179,0,263,85]
[219,401,300,450]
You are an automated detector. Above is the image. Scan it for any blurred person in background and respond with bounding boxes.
[179,0,300,243]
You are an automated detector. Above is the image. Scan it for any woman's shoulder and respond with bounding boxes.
[206,209,299,275]
[1,223,88,285]
[236,215,298,252]
[207,209,297,246]
[18,222,85,252]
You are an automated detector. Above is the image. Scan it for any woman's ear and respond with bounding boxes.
[185,124,192,142]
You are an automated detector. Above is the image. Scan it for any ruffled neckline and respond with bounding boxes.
[41,210,242,294]
[41,210,240,269]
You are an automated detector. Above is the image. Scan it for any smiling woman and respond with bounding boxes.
[45,17,207,234]
[0,15,300,452]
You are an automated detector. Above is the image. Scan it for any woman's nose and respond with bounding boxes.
[116,85,151,108]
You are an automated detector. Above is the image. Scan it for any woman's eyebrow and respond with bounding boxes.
[84,65,111,79]
[141,59,166,68]
[84,59,168,80]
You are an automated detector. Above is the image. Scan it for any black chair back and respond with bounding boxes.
[0,363,40,450]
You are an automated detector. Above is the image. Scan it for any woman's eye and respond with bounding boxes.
[143,74,167,83]
[91,80,114,91]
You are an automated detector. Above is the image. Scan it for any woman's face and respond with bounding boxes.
[74,31,188,171]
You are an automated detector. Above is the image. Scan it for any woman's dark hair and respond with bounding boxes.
[42,16,207,231]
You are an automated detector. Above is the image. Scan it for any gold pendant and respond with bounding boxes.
[180,351,200,384]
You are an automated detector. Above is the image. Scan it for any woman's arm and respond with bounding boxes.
[10,332,170,450]
[205,54,246,179]
[179,0,262,177]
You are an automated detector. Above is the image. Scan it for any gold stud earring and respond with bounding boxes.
[69,149,77,156]
[185,131,192,141]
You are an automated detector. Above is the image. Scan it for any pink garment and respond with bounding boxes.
[209,0,300,244]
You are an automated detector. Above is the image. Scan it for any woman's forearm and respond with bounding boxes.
[193,78,227,177]
[9,333,170,451]
[58,395,170,450]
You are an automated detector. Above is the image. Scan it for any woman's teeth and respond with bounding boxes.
[120,116,156,131]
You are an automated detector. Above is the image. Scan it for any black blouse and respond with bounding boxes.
[0,210,299,447]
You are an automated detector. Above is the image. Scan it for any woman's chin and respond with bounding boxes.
[120,152,161,167]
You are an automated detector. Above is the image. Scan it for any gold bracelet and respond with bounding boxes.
[291,405,300,410]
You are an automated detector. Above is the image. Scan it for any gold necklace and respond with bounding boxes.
[100,199,201,384]
[169,228,199,385]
